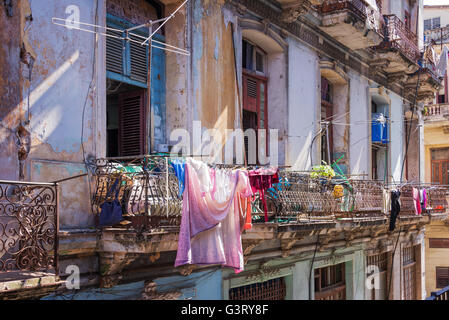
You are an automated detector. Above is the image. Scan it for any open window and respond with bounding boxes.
[105,1,166,157]
[242,39,268,164]
[314,263,346,300]
[371,97,390,181]
[321,77,334,165]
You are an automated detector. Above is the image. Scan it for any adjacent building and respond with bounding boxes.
[422,3,449,298]
[0,0,446,300]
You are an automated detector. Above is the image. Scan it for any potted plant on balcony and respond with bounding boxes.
[311,161,336,181]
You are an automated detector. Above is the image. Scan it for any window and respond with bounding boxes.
[424,17,441,31]
[242,40,266,75]
[429,238,449,249]
[436,267,449,289]
[431,148,449,185]
[314,263,346,300]
[321,77,334,164]
[402,246,416,300]
[366,253,389,300]
[242,39,268,164]
[229,277,286,300]
[105,13,166,157]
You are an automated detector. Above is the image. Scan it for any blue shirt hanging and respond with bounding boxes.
[170,159,186,198]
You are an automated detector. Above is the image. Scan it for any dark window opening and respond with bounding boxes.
[242,40,268,165]
[107,80,146,157]
[314,263,346,300]
[321,77,333,164]
[229,277,286,300]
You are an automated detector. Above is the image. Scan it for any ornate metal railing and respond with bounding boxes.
[92,158,448,230]
[0,180,58,274]
[427,285,449,300]
[318,0,385,36]
[426,186,449,214]
[377,14,420,65]
[268,172,385,221]
[92,156,183,231]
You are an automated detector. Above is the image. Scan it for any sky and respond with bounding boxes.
[424,0,449,5]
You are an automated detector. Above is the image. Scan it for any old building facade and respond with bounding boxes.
[0,0,446,300]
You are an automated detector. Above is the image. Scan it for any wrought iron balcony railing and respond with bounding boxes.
[0,180,59,274]
[92,156,182,232]
[318,0,385,36]
[91,157,449,231]
[377,14,420,65]
[267,172,385,222]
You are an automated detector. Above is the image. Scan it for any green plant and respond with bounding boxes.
[311,161,336,179]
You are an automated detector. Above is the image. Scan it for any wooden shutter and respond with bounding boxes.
[243,74,258,113]
[119,90,146,156]
[436,267,449,289]
[430,239,449,249]
[106,27,124,75]
[129,33,148,83]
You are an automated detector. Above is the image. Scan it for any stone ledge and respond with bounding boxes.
[0,271,65,300]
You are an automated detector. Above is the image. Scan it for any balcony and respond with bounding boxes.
[404,63,443,104]
[0,180,62,299]
[423,103,449,124]
[317,0,384,50]
[372,14,420,75]
[92,156,448,284]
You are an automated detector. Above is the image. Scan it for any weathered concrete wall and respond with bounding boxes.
[0,0,28,181]
[390,93,404,183]
[23,0,99,228]
[165,2,189,141]
[425,221,449,296]
[190,0,238,157]
[286,37,320,170]
[267,52,288,167]
[106,0,158,25]
[349,71,370,177]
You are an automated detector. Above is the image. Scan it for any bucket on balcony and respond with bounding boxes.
[372,113,389,144]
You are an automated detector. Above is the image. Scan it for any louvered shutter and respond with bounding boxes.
[243,74,258,113]
[436,267,449,289]
[106,27,124,75]
[129,33,148,83]
[119,90,146,156]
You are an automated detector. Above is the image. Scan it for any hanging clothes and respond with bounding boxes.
[389,190,401,231]
[170,159,186,197]
[413,187,422,215]
[382,188,391,216]
[248,167,279,222]
[175,159,253,273]
[420,188,427,213]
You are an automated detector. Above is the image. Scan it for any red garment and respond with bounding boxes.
[248,168,279,222]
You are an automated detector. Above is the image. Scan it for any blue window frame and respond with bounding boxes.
[106,13,166,150]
